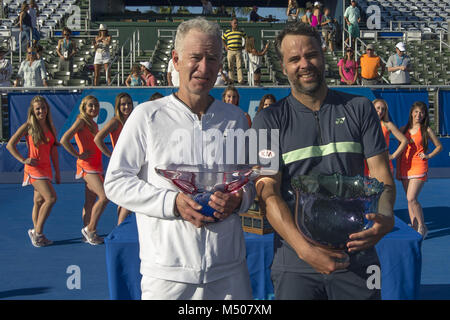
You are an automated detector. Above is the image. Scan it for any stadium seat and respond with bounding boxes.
[46,79,64,87]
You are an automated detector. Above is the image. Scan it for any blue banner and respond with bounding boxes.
[8,92,81,139]
[372,89,429,130]
[439,89,450,136]
[4,87,450,177]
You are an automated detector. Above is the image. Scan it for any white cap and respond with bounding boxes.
[314,1,322,6]
[395,42,406,52]
[99,24,107,31]
[140,61,152,70]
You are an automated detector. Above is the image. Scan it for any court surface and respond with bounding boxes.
[0,179,449,300]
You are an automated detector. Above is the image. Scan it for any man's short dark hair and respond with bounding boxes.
[275,22,322,60]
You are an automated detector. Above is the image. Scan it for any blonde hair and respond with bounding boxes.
[26,96,56,147]
[372,98,389,122]
[245,36,256,54]
[78,95,99,134]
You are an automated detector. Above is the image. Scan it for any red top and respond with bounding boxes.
[141,72,156,86]
[109,121,123,149]
[399,128,427,179]
[74,122,103,173]
[24,130,55,179]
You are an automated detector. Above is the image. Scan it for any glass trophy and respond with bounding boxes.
[292,173,384,250]
[155,164,262,221]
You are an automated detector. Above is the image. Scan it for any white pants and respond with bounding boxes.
[141,264,252,300]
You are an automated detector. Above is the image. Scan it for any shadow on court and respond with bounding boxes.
[395,207,450,240]
[0,287,52,299]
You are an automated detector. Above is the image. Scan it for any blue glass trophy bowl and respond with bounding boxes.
[291,173,384,250]
[155,164,261,220]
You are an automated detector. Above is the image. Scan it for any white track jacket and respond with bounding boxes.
[104,94,255,284]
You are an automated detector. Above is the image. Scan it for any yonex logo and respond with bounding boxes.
[335,117,346,125]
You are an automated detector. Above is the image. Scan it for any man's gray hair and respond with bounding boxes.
[174,17,223,55]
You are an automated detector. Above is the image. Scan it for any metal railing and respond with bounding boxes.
[109,29,141,86]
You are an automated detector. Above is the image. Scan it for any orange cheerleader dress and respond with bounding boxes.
[109,121,123,149]
[23,131,56,186]
[364,122,393,177]
[399,128,428,181]
[74,123,103,179]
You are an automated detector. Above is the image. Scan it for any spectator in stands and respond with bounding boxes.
[358,44,385,85]
[256,93,276,113]
[215,65,230,86]
[245,37,270,86]
[6,96,60,247]
[222,18,247,85]
[125,64,143,87]
[94,92,134,225]
[301,4,313,25]
[201,0,213,15]
[93,24,112,86]
[15,46,48,87]
[386,42,412,85]
[222,85,252,127]
[321,7,336,53]
[397,102,442,239]
[57,27,77,73]
[148,92,164,101]
[338,47,358,85]
[286,0,300,22]
[28,0,40,46]
[19,3,33,51]
[167,58,179,87]
[249,6,263,22]
[344,0,361,49]
[0,46,12,87]
[310,5,322,29]
[140,61,156,86]
[60,95,109,245]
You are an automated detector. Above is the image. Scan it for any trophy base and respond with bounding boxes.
[240,210,273,235]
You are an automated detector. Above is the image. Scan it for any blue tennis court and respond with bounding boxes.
[0,179,449,300]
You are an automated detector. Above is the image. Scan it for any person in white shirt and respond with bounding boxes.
[104,17,255,300]
[0,47,12,87]
[166,58,179,87]
[15,46,47,87]
[214,65,230,86]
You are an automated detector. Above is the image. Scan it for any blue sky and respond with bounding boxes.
[126,6,288,20]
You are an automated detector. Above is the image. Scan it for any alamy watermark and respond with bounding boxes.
[167,128,280,173]
[66,265,81,290]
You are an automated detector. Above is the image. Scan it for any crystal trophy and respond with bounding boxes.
[155,164,262,221]
[292,173,384,250]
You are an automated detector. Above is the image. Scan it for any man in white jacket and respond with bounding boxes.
[104,17,255,300]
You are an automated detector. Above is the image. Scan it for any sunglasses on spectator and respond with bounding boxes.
[27,51,36,55]
[366,48,374,51]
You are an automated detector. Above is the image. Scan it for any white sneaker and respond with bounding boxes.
[28,229,53,247]
[81,226,104,245]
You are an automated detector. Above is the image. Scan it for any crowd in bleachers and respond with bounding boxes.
[0,0,449,87]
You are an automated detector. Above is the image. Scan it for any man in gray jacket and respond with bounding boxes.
[386,42,412,85]
[104,17,255,300]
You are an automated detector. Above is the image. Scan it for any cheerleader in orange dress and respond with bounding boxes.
[6,96,60,247]
[397,101,442,238]
[364,99,408,177]
[60,95,109,245]
[94,92,134,225]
